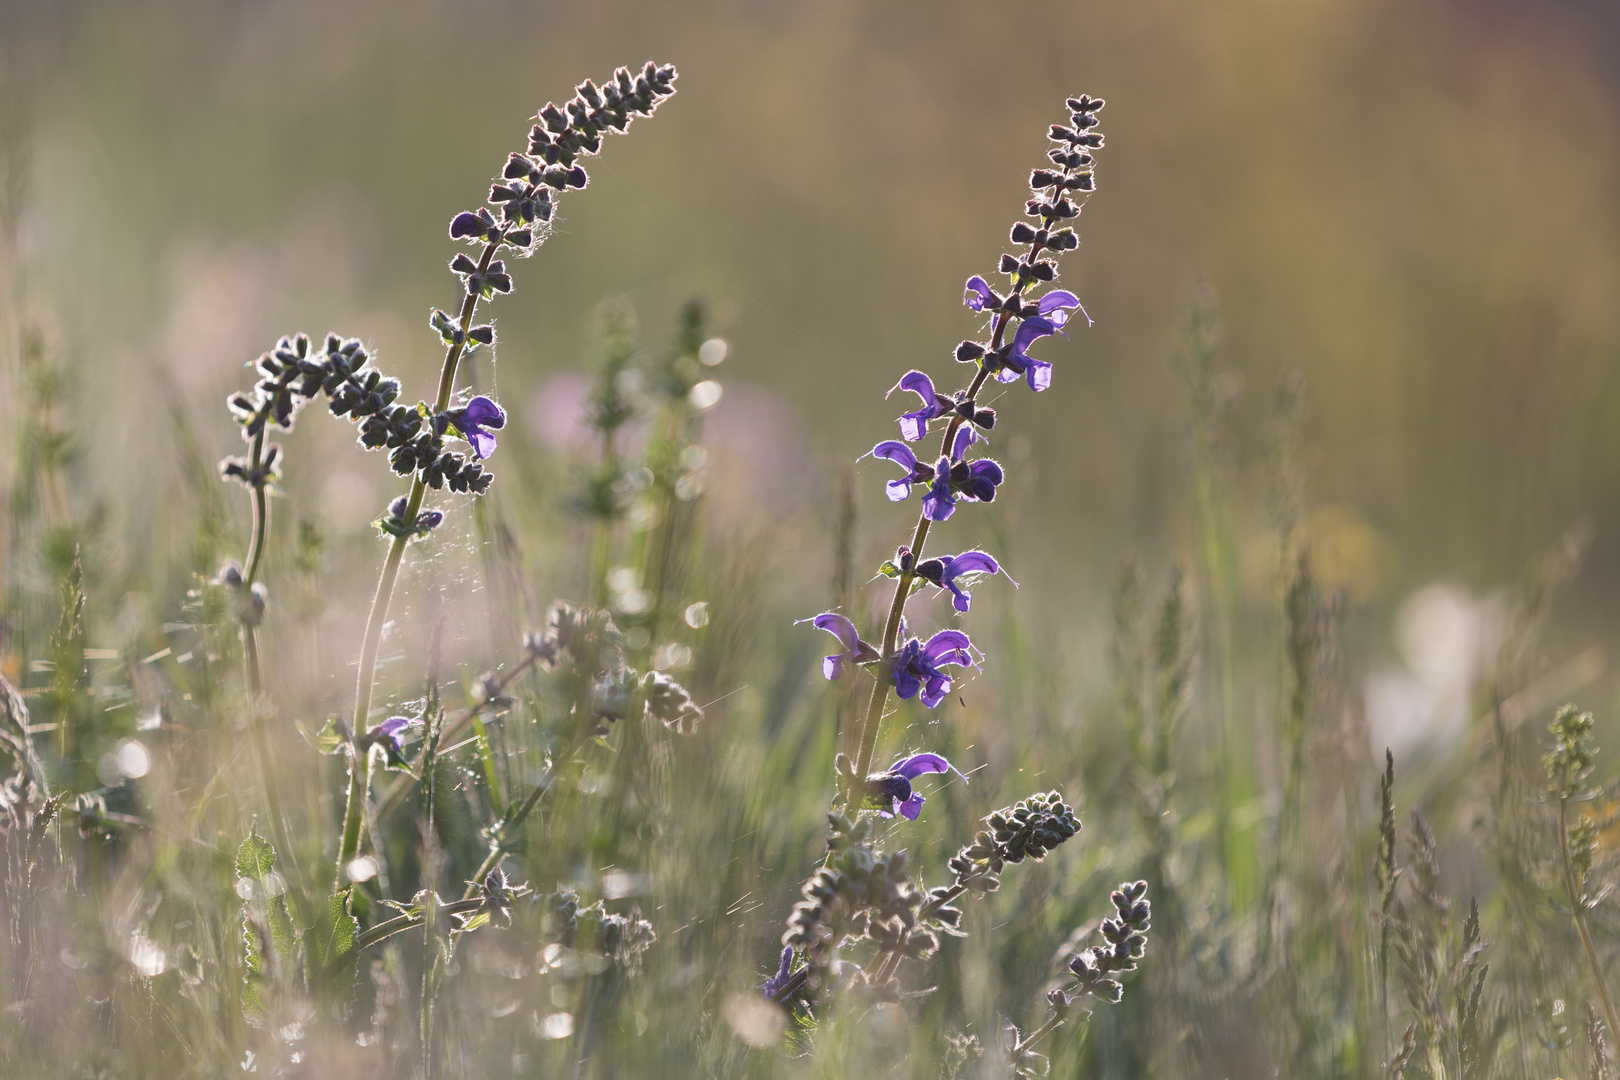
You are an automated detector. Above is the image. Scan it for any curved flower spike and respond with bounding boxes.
[868,441,935,502]
[888,370,950,442]
[798,612,881,680]
[437,395,509,459]
[916,550,1018,613]
[867,751,969,820]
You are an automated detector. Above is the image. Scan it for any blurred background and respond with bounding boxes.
[3,0,1620,1076]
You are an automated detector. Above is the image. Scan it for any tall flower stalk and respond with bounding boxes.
[830,92,1105,796]
[775,92,1111,1034]
[322,64,678,879]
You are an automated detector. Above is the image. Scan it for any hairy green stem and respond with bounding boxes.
[372,652,538,823]
[1011,1014,1066,1059]
[351,896,488,954]
[242,428,269,694]
[335,237,502,883]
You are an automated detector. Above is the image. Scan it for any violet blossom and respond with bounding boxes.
[801,612,880,680]
[436,395,508,459]
[762,945,795,999]
[868,426,1001,522]
[997,290,1086,393]
[914,550,1017,613]
[891,628,980,708]
[362,715,413,768]
[866,752,969,820]
[887,370,952,442]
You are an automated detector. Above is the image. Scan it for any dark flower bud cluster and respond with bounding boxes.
[782,813,929,974]
[376,494,445,540]
[220,332,494,496]
[215,561,268,628]
[945,791,1081,895]
[445,63,676,275]
[478,866,515,928]
[575,899,658,973]
[641,670,703,733]
[1058,880,1150,1007]
[525,600,624,676]
[954,94,1103,393]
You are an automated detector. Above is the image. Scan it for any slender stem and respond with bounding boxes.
[350,896,488,954]
[242,428,269,695]
[461,735,582,900]
[1558,792,1620,1041]
[372,653,538,823]
[848,311,1010,791]
[335,237,504,882]
[1011,1014,1066,1058]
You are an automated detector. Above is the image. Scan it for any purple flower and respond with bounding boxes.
[799,612,880,680]
[762,945,795,998]
[363,716,413,768]
[868,426,1001,522]
[963,275,1001,313]
[998,291,1086,393]
[887,370,951,442]
[867,751,969,820]
[915,550,1017,613]
[436,395,508,459]
[891,628,980,708]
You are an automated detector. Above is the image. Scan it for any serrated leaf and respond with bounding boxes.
[303,887,360,1000]
[236,833,277,879]
[236,832,296,1027]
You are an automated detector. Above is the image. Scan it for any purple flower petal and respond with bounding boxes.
[811,613,861,653]
[963,275,994,312]
[898,793,925,819]
[467,428,499,459]
[461,396,507,430]
[886,478,914,502]
[823,654,846,680]
[1037,290,1080,317]
[919,676,951,709]
[890,752,965,781]
[922,629,975,666]
[922,475,956,521]
[897,411,931,443]
[944,551,1000,578]
[1012,316,1058,360]
[889,370,937,403]
[951,424,978,462]
[870,440,919,471]
[1026,359,1054,393]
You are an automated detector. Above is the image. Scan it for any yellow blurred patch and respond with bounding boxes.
[1305,506,1398,604]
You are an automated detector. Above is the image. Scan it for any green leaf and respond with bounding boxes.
[303,887,360,998]
[236,832,296,1027]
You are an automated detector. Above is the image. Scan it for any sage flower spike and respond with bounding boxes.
[867,751,969,820]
